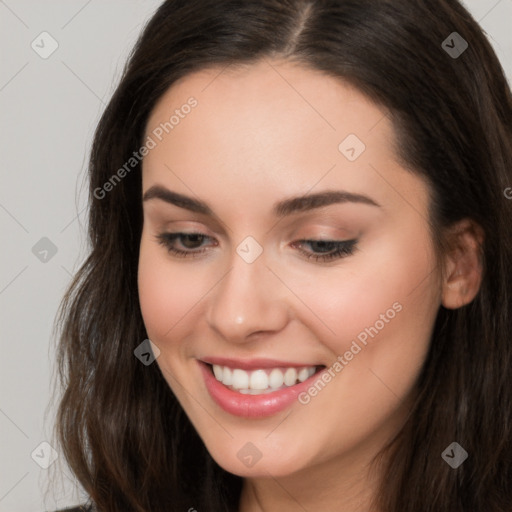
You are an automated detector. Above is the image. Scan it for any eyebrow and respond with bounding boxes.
[142,185,381,217]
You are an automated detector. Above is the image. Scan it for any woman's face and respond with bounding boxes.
[138,59,442,479]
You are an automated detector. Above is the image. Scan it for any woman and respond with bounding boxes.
[52,0,512,510]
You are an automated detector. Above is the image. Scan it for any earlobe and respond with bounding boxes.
[441,219,484,309]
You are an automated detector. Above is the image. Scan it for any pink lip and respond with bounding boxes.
[201,356,320,371]
[198,360,322,418]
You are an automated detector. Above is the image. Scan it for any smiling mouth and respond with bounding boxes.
[206,363,326,395]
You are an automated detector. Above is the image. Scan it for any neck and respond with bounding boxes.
[238,443,385,512]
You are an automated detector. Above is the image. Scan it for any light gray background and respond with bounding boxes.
[1,1,511,510]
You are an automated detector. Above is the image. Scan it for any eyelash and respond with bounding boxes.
[155,232,358,263]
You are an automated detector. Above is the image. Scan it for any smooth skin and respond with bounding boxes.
[137,59,483,512]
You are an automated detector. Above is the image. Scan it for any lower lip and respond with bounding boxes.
[199,361,321,418]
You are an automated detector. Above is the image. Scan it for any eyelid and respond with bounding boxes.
[146,208,228,237]
[291,238,358,262]
[155,230,358,263]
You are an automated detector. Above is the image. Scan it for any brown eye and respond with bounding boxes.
[155,232,215,258]
[292,239,358,262]
[179,233,207,249]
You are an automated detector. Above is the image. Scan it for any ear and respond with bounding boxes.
[441,219,484,309]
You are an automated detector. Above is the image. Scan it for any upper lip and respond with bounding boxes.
[200,357,323,370]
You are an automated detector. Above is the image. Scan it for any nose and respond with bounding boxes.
[206,248,289,343]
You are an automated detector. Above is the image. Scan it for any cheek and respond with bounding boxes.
[303,227,440,362]
[285,230,440,448]
[137,234,205,346]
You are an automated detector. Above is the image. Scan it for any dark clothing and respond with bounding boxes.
[52,507,93,512]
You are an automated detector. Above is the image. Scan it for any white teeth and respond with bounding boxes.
[298,368,309,382]
[269,368,284,389]
[211,364,318,394]
[249,370,269,390]
[238,388,272,395]
[223,367,233,386]
[232,369,249,390]
[213,365,223,381]
[284,368,297,386]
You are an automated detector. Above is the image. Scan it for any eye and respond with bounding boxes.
[155,232,216,258]
[155,232,358,263]
[292,239,358,262]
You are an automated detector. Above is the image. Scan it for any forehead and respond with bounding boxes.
[142,59,428,220]
[145,59,393,156]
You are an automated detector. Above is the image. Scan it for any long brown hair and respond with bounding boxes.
[53,0,512,510]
